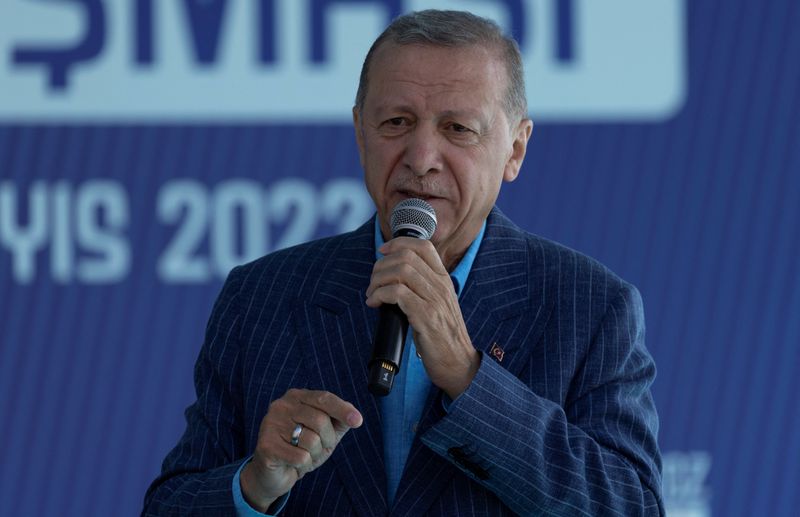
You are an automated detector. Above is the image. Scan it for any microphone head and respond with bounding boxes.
[390,198,437,239]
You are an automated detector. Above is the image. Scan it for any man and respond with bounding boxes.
[143,10,663,516]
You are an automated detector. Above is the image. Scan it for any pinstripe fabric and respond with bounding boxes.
[142,207,662,516]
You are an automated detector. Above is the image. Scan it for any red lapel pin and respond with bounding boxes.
[489,342,505,362]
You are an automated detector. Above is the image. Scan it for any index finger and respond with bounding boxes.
[297,390,363,430]
[379,237,447,275]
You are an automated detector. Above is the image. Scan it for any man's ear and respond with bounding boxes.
[353,106,366,168]
[503,118,533,182]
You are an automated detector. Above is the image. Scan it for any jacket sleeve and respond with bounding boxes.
[421,284,664,516]
[142,266,251,516]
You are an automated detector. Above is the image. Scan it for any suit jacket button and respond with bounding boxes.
[448,446,468,460]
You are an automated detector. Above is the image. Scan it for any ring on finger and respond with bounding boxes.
[290,423,303,447]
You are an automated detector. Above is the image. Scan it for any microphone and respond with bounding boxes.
[367,198,437,396]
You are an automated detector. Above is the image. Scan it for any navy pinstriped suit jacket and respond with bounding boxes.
[143,208,664,516]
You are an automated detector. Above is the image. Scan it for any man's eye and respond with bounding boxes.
[386,117,407,126]
[449,123,471,133]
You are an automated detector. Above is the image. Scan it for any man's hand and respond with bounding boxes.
[240,389,363,512]
[365,237,481,399]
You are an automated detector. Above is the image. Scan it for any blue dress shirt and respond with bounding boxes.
[232,217,486,515]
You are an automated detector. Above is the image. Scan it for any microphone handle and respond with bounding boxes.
[367,303,409,396]
[367,224,427,396]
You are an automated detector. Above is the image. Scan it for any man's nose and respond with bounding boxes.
[403,124,443,176]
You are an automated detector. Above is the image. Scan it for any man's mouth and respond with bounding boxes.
[397,189,443,201]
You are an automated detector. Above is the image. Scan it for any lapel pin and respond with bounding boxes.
[489,342,505,362]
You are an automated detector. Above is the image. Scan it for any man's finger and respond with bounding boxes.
[367,263,427,300]
[379,237,447,274]
[365,283,420,313]
[367,252,450,302]
[297,390,363,430]
[268,439,314,477]
[288,404,339,450]
[280,422,321,456]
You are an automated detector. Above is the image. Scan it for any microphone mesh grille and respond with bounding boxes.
[390,198,437,240]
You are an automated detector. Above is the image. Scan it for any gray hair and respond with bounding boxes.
[355,9,528,122]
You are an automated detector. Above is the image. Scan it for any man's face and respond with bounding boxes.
[353,43,532,266]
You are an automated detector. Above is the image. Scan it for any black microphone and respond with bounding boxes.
[367,198,437,396]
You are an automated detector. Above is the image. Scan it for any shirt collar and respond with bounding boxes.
[373,216,486,298]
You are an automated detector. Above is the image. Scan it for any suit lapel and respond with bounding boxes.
[391,208,555,516]
[459,209,553,375]
[294,218,390,517]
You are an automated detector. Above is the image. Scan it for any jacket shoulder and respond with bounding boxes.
[219,219,373,310]
[488,209,631,294]
[528,232,630,291]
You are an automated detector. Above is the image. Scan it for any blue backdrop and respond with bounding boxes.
[1,1,798,516]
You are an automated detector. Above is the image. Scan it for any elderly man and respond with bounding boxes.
[143,9,663,516]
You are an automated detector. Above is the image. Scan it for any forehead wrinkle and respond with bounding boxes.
[378,77,474,106]
[370,43,506,92]
[367,45,506,123]
[373,81,494,117]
